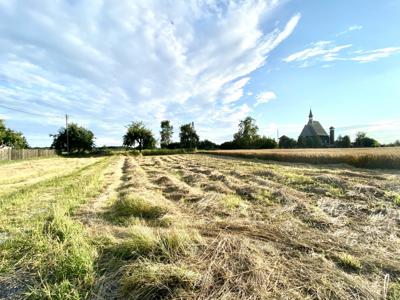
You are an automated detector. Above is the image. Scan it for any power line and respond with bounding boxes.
[0,103,63,119]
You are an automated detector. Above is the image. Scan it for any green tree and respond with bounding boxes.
[0,119,29,149]
[335,135,351,148]
[233,117,260,148]
[279,135,297,148]
[51,123,94,153]
[123,122,156,151]
[160,120,173,148]
[180,123,199,148]
[354,132,380,147]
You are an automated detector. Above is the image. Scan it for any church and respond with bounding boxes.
[299,110,334,145]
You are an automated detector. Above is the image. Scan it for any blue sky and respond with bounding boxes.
[0,0,399,147]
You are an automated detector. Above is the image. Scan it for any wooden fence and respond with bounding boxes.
[0,148,56,161]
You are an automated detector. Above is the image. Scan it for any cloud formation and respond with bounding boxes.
[350,47,400,63]
[255,91,277,106]
[284,41,351,64]
[285,40,400,67]
[0,0,300,145]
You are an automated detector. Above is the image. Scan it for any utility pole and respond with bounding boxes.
[65,114,69,154]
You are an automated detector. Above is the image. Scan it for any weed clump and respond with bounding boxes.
[393,194,400,207]
[220,194,243,209]
[337,253,361,271]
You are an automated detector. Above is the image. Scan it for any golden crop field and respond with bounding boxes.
[1,154,400,299]
[206,147,400,169]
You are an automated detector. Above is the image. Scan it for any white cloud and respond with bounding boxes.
[0,0,300,146]
[285,40,400,67]
[336,24,363,36]
[284,41,351,64]
[350,47,400,63]
[255,91,276,106]
[221,77,250,104]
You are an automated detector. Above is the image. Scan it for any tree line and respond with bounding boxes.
[0,117,397,153]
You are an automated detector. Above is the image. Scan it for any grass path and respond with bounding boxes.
[74,156,125,230]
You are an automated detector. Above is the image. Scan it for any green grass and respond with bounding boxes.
[0,156,115,299]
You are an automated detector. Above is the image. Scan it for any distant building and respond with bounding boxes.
[299,110,334,146]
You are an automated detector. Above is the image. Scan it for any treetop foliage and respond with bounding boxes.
[179,123,199,148]
[123,121,156,151]
[160,120,173,148]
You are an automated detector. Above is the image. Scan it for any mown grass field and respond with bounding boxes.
[1,154,400,299]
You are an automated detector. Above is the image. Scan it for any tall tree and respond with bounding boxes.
[180,123,199,148]
[123,122,156,151]
[160,120,173,148]
[51,123,94,153]
[0,119,29,149]
[233,117,260,148]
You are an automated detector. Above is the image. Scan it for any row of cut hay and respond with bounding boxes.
[127,148,196,156]
[99,157,204,299]
[204,147,400,169]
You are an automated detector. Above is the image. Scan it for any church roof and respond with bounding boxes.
[300,121,328,137]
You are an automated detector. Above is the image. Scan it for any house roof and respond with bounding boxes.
[300,121,328,137]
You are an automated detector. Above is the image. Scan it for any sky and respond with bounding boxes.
[0,0,399,147]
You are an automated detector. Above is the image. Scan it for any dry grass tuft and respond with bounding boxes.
[109,195,168,220]
[120,261,199,299]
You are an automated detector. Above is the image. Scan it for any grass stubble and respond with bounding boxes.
[1,153,400,299]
